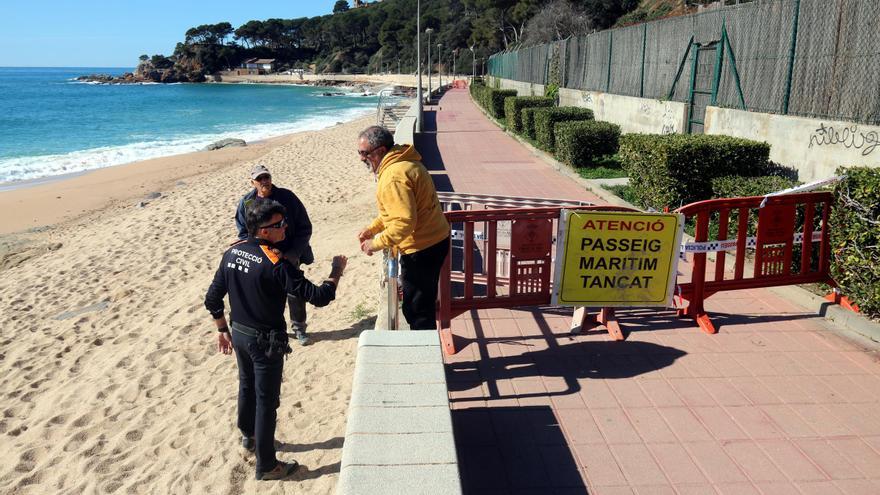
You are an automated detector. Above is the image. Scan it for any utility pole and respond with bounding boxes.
[426,28,434,101]
[470,45,476,83]
[416,0,422,131]
[437,43,443,90]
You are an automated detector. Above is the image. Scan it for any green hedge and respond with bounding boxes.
[711,175,798,199]
[554,120,621,168]
[619,134,771,210]
[831,167,880,318]
[469,83,516,120]
[504,96,555,134]
[522,107,540,140]
[533,107,594,151]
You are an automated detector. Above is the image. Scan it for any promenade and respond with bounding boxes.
[419,88,880,494]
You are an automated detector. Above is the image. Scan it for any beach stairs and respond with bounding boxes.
[378,105,408,131]
[337,330,462,494]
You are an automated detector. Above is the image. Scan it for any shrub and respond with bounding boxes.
[533,107,594,151]
[485,88,517,119]
[522,107,540,140]
[555,120,621,168]
[504,96,555,133]
[619,134,771,210]
[711,175,798,199]
[831,167,880,318]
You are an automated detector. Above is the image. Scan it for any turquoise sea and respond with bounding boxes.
[0,67,381,184]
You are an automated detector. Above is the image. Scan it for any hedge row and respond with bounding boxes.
[619,134,771,210]
[555,120,621,168]
[533,107,594,151]
[503,96,554,133]
[831,167,880,318]
[470,82,516,120]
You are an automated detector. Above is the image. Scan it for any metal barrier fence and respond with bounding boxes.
[489,0,880,126]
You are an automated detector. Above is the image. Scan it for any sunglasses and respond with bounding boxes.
[358,146,382,158]
[260,218,286,230]
[253,174,272,182]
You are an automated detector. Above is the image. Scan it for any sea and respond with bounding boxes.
[0,67,382,184]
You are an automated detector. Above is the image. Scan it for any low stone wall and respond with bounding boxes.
[704,107,880,182]
[337,331,461,495]
[487,76,545,97]
[559,89,688,135]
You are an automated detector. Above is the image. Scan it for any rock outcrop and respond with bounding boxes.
[203,138,247,151]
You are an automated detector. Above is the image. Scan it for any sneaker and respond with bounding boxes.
[256,460,299,481]
[294,330,311,346]
[241,435,255,453]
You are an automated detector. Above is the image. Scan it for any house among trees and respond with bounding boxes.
[238,58,276,75]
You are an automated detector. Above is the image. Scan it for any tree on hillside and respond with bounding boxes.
[523,0,592,45]
[333,0,350,13]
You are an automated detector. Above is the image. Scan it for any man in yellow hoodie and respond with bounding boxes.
[357,126,451,330]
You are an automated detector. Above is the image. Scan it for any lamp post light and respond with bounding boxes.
[437,43,443,90]
[416,0,422,131]
[426,28,434,101]
[470,45,476,83]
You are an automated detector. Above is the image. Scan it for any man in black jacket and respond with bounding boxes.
[207,198,347,481]
[235,164,315,345]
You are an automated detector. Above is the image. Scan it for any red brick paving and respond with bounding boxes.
[430,88,880,494]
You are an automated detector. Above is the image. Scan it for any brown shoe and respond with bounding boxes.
[256,460,299,481]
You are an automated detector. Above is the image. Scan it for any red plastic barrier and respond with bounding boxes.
[674,191,834,334]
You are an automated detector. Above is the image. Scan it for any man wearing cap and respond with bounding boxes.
[235,164,315,345]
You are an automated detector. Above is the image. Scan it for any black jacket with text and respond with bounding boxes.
[204,237,335,331]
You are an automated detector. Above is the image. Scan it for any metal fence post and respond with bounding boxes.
[640,23,647,97]
[606,31,613,92]
[781,0,801,114]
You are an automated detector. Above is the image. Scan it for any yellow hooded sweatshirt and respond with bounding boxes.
[367,144,450,254]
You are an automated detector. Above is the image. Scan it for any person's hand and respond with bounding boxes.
[360,239,375,256]
[218,332,233,355]
[357,228,373,243]
[331,255,348,275]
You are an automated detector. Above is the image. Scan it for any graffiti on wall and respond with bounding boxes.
[808,123,879,156]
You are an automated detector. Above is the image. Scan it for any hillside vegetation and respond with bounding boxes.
[145,0,663,80]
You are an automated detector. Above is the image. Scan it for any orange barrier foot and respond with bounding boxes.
[825,292,860,313]
[570,307,626,340]
[694,312,717,334]
[439,327,456,355]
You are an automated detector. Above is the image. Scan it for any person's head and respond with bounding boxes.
[357,126,394,173]
[245,198,287,243]
[249,164,273,198]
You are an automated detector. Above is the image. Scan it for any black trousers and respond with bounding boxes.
[399,237,450,330]
[231,329,284,474]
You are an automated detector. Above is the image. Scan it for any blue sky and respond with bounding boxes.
[1,0,343,67]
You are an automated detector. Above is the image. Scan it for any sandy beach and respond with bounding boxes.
[0,115,381,494]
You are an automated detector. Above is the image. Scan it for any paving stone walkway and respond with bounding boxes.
[423,87,880,495]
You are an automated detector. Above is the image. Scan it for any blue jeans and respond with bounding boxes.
[232,329,284,473]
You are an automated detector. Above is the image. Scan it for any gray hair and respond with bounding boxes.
[358,125,394,151]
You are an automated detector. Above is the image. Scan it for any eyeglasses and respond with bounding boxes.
[260,218,286,230]
[253,174,272,182]
[358,146,382,158]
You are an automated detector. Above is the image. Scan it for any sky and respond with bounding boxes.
[0,0,344,67]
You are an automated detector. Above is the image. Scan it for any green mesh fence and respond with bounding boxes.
[489,0,880,126]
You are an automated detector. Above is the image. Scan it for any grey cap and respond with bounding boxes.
[250,164,270,180]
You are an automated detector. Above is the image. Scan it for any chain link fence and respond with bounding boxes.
[488,0,880,126]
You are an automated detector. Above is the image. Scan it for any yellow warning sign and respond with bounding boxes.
[553,210,683,306]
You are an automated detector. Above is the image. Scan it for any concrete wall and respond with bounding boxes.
[559,89,688,135]
[704,107,880,182]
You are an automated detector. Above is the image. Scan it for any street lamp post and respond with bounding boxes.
[452,48,457,82]
[470,45,476,83]
[437,43,443,90]
[416,0,422,131]
[426,28,434,101]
